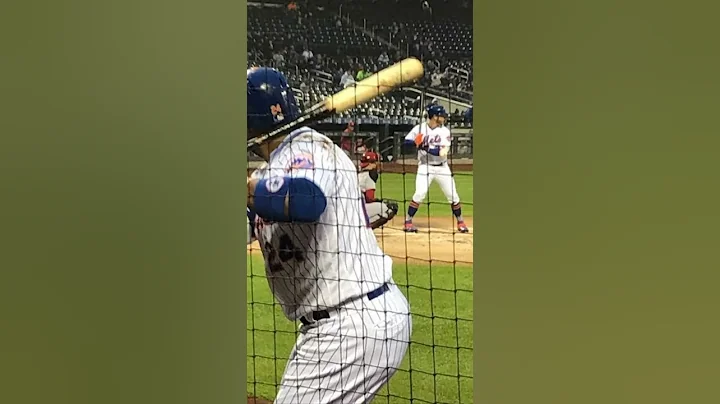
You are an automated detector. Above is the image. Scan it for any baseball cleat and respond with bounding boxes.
[403,221,418,233]
[457,222,469,233]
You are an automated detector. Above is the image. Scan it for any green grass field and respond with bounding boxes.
[375,172,474,218]
[247,261,474,403]
[247,170,474,403]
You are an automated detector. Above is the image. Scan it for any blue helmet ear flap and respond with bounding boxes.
[247,67,300,133]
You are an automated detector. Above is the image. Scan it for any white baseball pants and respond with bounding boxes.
[412,163,460,204]
[274,283,412,404]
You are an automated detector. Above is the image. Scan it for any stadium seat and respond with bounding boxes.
[247,3,472,123]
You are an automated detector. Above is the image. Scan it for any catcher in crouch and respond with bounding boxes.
[358,150,399,229]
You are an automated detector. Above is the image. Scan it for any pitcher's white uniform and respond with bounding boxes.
[405,123,460,205]
[248,127,411,404]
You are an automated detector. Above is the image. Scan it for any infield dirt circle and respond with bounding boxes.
[247,216,473,266]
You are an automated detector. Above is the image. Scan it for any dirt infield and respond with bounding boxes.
[374,215,473,265]
[247,216,473,266]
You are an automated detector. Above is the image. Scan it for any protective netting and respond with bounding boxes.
[247,2,472,402]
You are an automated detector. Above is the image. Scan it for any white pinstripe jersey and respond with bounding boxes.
[404,122,452,165]
[250,127,393,321]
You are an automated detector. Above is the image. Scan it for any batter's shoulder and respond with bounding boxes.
[289,127,335,149]
[282,129,352,170]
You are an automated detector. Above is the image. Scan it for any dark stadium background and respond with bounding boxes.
[247,0,473,172]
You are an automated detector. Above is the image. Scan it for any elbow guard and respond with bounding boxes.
[253,177,327,222]
[287,177,327,222]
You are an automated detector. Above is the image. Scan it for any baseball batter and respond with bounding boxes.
[403,104,468,233]
[358,150,399,229]
[246,67,411,404]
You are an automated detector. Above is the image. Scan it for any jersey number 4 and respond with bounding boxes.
[264,234,305,273]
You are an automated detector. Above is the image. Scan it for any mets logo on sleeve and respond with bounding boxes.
[288,152,314,170]
[266,176,285,193]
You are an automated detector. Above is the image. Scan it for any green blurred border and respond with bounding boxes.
[240,0,249,400]
[473,1,720,403]
[2,1,247,403]
[472,4,481,403]
[6,1,719,403]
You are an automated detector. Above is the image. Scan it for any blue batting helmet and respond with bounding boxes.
[426,104,448,119]
[247,67,300,132]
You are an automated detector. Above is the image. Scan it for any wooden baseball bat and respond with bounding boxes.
[247,57,425,150]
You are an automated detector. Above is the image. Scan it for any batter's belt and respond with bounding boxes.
[299,283,391,326]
